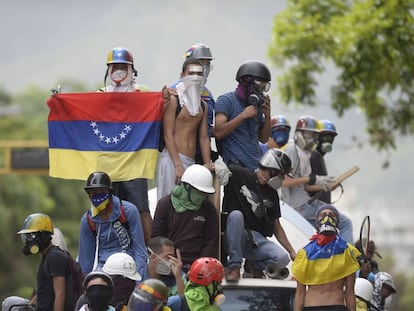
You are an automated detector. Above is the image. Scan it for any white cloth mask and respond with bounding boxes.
[176,74,203,116]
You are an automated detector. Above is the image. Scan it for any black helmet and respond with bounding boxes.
[236,60,271,82]
[85,172,112,192]
[83,270,114,291]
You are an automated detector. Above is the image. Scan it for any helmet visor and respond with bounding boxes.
[128,300,162,311]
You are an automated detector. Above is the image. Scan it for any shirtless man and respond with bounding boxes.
[157,58,213,200]
[292,204,361,311]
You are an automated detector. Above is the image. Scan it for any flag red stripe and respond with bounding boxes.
[47,92,163,122]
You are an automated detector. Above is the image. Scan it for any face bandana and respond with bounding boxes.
[317,215,338,236]
[86,285,112,311]
[176,66,204,116]
[106,64,135,92]
[170,184,207,213]
[90,192,111,217]
[272,130,289,146]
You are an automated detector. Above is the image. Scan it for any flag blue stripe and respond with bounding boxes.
[48,120,161,151]
[304,238,348,260]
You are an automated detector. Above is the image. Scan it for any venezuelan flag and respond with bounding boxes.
[47,92,163,181]
[292,236,361,285]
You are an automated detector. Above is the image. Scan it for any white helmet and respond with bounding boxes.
[181,164,215,194]
[354,278,374,302]
[2,296,32,311]
[259,148,292,175]
[102,252,141,281]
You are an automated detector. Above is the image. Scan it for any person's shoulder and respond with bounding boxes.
[135,84,150,92]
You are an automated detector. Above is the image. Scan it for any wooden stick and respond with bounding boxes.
[308,166,360,203]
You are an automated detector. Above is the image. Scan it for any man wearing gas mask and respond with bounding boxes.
[214,60,271,170]
[16,213,71,311]
[292,205,360,311]
[156,58,213,201]
[308,119,338,204]
[221,149,296,281]
[281,116,354,243]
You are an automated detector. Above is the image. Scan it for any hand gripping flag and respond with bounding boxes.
[47,92,163,181]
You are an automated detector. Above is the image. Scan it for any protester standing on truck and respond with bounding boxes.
[78,171,148,280]
[99,47,153,245]
[220,148,296,281]
[156,58,213,201]
[214,60,271,170]
[292,204,361,311]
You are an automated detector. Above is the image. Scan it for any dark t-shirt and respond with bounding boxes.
[222,165,280,236]
[37,246,69,311]
[308,150,331,203]
[152,196,219,265]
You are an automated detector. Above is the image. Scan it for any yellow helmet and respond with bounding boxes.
[17,213,54,235]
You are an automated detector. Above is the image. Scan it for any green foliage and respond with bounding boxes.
[268,0,414,151]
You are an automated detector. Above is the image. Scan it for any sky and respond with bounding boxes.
[1,0,413,271]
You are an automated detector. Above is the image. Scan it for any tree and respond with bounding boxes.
[268,0,414,152]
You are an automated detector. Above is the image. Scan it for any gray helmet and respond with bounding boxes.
[259,148,291,175]
[184,43,213,60]
[236,60,271,82]
[83,270,113,290]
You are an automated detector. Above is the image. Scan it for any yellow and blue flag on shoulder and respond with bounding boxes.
[292,235,361,285]
[47,92,163,181]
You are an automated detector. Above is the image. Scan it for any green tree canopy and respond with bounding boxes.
[268,0,414,151]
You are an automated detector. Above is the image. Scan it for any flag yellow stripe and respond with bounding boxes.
[49,149,159,181]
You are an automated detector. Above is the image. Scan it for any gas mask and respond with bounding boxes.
[295,131,318,151]
[318,134,335,154]
[317,215,338,236]
[149,247,173,275]
[267,176,283,191]
[21,232,50,256]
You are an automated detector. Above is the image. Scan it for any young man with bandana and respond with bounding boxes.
[307,119,338,204]
[171,43,218,164]
[99,47,153,246]
[152,164,219,272]
[221,149,297,281]
[260,115,291,153]
[292,204,361,311]
[156,58,213,201]
[214,60,271,170]
[78,171,148,280]
[281,115,354,243]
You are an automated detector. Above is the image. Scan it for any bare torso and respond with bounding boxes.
[174,104,204,159]
[305,278,346,307]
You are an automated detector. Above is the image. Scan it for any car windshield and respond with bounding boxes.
[221,286,295,310]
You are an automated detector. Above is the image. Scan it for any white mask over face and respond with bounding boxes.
[106,64,135,92]
[176,66,203,116]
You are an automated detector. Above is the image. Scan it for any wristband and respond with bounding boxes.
[308,174,316,185]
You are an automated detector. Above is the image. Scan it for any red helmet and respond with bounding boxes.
[188,257,224,286]
[295,115,319,132]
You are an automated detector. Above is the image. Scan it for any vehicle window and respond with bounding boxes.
[221,287,295,311]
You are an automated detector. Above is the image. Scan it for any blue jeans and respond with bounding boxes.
[299,200,354,244]
[224,210,290,271]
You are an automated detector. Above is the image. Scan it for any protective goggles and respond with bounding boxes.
[254,79,271,92]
